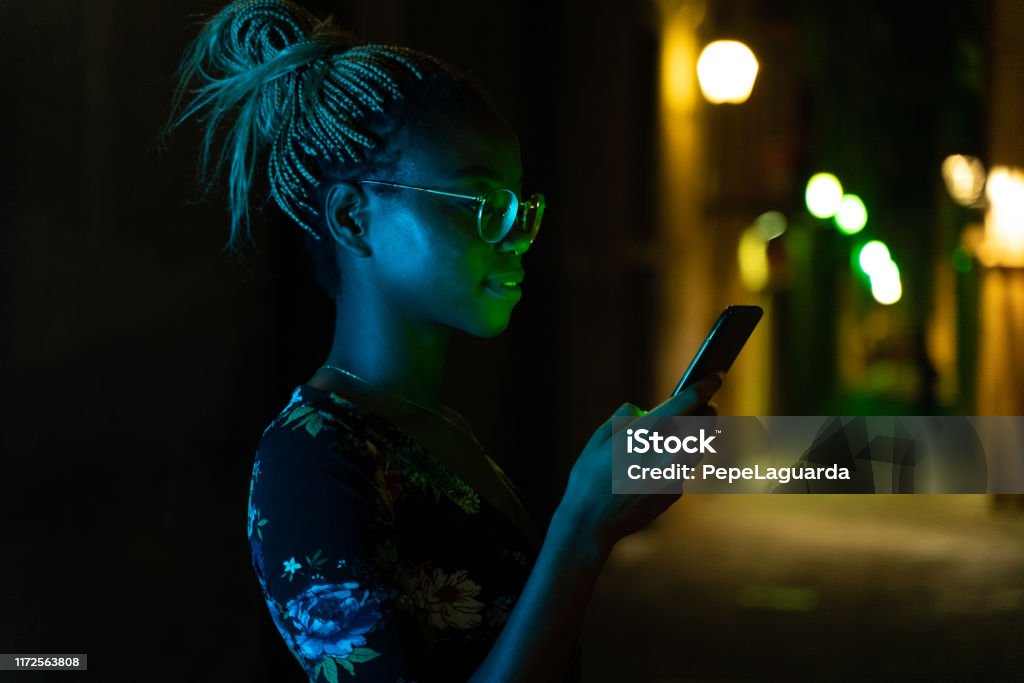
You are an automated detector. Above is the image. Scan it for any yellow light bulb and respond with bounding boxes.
[696,40,759,104]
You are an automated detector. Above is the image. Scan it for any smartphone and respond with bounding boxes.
[672,305,763,396]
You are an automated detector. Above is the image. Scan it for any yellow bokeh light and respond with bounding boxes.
[981,166,1024,266]
[738,228,769,292]
[941,154,986,207]
[696,40,759,104]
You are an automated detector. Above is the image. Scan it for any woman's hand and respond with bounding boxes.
[470,373,722,683]
[555,373,723,553]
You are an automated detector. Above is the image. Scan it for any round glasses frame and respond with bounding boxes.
[358,180,545,244]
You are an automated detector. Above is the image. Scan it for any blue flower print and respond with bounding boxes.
[286,582,382,674]
[248,506,268,540]
[283,557,303,581]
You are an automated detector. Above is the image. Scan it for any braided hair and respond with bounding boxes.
[167,0,489,297]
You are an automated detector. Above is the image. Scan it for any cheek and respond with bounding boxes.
[374,217,484,303]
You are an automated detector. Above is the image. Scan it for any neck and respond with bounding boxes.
[320,291,451,412]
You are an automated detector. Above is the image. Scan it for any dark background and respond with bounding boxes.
[2,1,1020,681]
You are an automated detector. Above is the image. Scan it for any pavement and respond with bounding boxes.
[583,495,1024,681]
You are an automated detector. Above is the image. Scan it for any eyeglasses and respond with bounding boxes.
[358,180,545,245]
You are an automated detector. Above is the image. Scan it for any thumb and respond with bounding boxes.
[614,402,647,418]
[587,402,646,449]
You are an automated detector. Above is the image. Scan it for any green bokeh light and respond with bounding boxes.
[952,245,973,273]
[870,259,902,305]
[805,173,843,219]
[834,194,867,234]
[857,240,891,275]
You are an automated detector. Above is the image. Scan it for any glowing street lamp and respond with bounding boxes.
[982,166,1024,266]
[696,40,759,104]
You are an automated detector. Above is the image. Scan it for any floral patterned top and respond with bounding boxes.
[247,385,580,682]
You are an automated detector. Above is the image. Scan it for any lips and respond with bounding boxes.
[483,269,525,297]
[483,269,525,288]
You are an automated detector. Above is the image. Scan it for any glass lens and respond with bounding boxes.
[525,194,545,240]
[479,189,517,242]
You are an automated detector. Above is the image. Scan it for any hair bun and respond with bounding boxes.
[168,0,476,254]
[214,0,319,73]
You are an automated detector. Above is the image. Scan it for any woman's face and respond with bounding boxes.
[361,104,532,338]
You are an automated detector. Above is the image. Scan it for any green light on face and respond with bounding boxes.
[951,245,973,273]
[805,173,843,219]
[834,194,867,234]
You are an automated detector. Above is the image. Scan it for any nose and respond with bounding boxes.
[497,227,534,257]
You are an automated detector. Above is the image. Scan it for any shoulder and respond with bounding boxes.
[252,385,446,509]
[250,387,389,514]
[257,385,404,465]
[265,386,368,442]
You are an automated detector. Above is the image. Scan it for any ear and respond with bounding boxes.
[324,182,372,258]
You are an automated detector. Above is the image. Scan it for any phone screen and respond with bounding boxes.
[671,305,763,396]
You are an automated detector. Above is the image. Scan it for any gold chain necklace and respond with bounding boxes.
[319,364,484,448]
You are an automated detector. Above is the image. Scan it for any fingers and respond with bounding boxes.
[647,373,723,417]
[587,402,646,449]
[604,375,722,446]
[592,372,721,449]
[694,401,718,417]
[614,402,647,418]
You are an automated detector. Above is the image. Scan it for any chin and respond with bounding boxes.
[459,307,515,338]
[456,287,520,337]
[465,316,513,338]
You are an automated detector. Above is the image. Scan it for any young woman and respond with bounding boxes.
[169,1,721,681]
